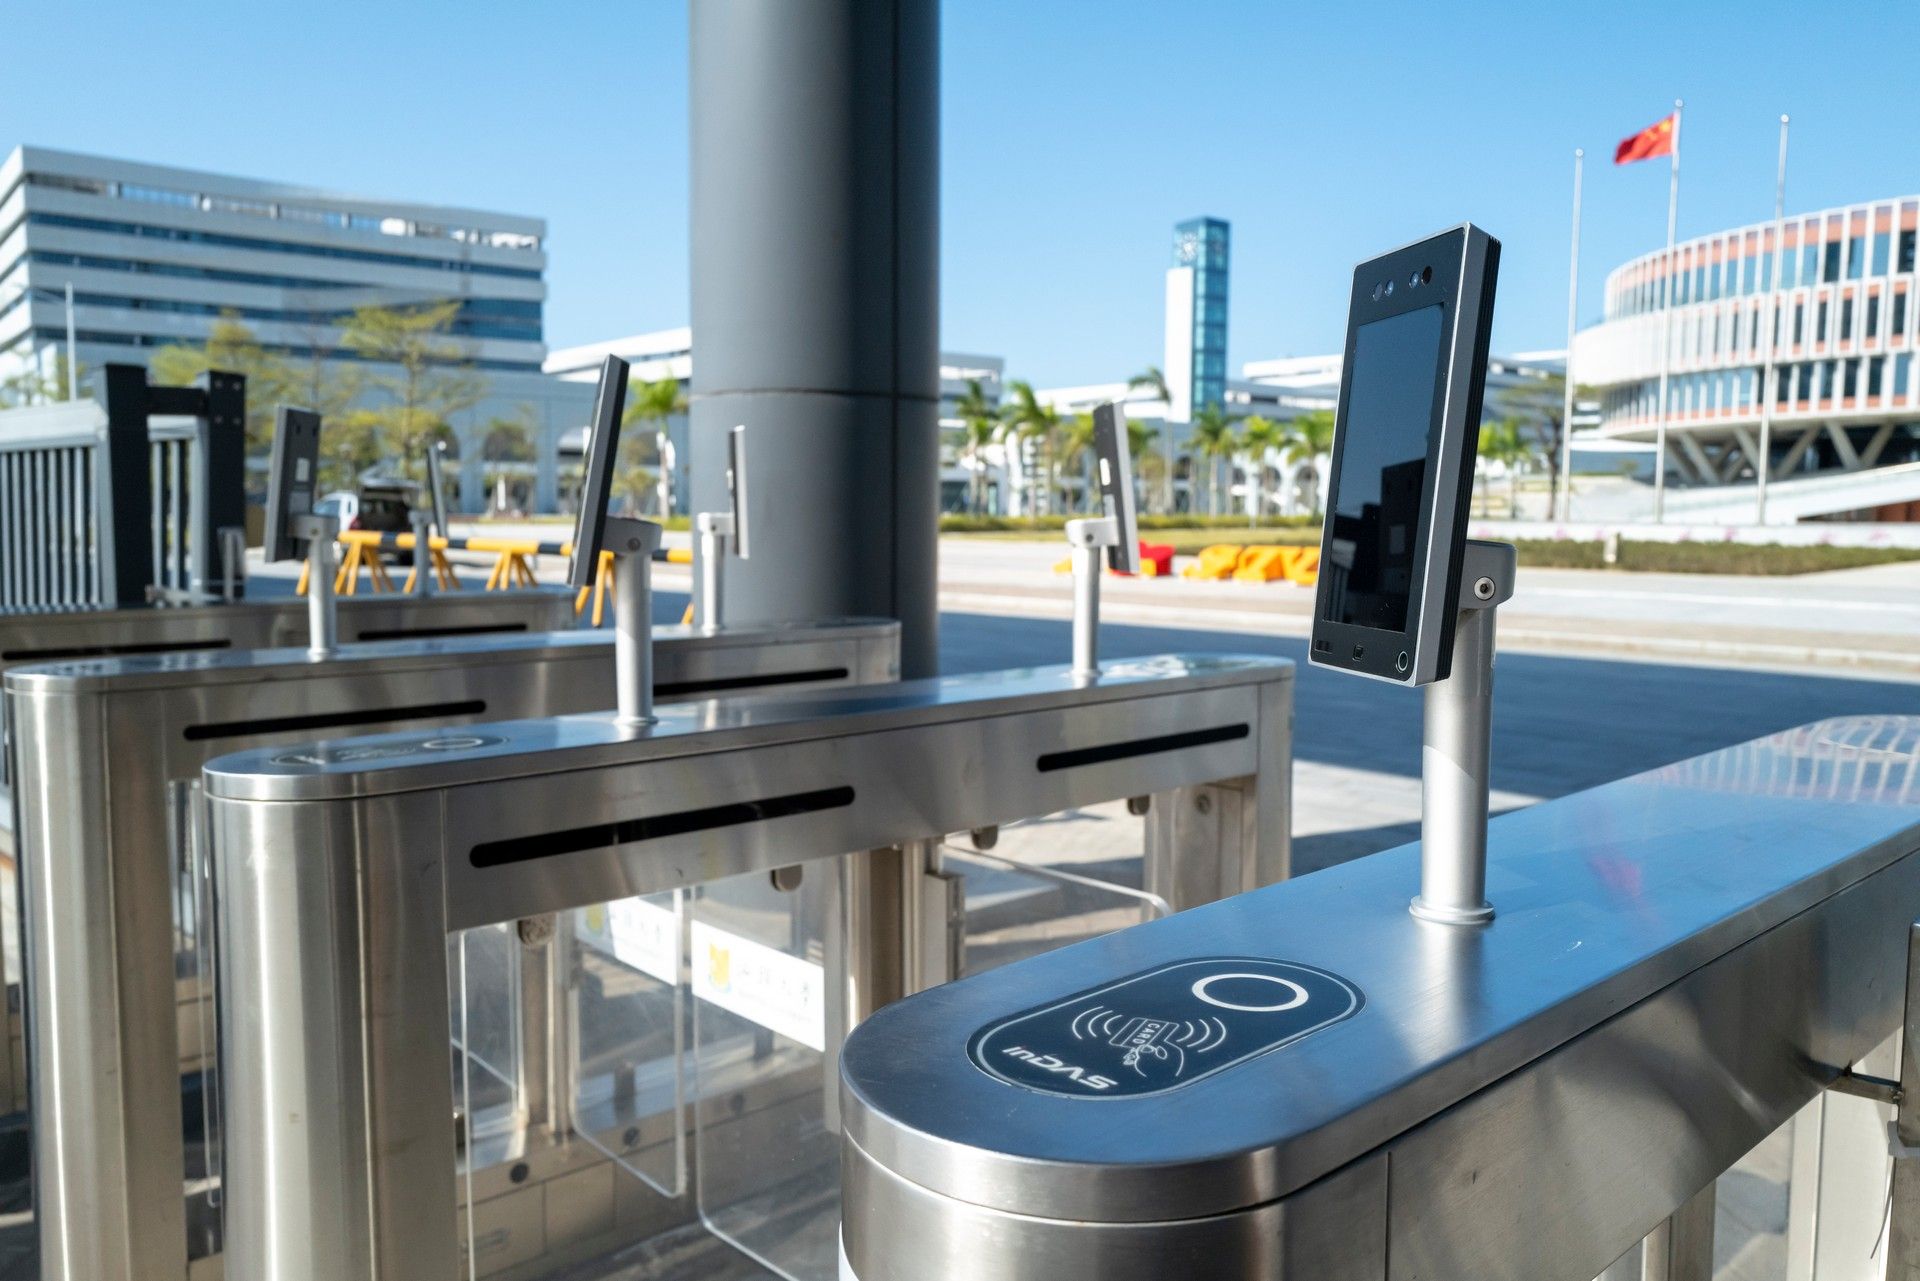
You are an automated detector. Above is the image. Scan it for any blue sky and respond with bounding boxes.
[7,1,1919,387]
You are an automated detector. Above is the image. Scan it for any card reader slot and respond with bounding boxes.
[3,638,232,661]
[182,699,488,742]
[1036,723,1249,773]
[352,623,529,641]
[470,785,858,869]
[655,666,850,698]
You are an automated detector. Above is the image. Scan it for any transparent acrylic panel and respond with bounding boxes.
[564,891,687,1196]
[181,780,224,1258]
[693,857,843,1281]
[945,798,1164,977]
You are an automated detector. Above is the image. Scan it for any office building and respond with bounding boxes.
[1571,195,1920,520]
[0,146,593,511]
[1164,216,1230,422]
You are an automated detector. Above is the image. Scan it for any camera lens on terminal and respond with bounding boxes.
[1395,651,1411,674]
[1409,271,1421,288]
[1384,279,1395,296]
[1372,283,1383,301]
[1421,265,1433,284]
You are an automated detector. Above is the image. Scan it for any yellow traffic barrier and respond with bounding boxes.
[1182,544,1245,580]
[1233,546,1298,582]
[1283,547,1321,586]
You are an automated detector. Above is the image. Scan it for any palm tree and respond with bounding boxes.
[1477,417,1535,514]
[1000,380,1063,516]
[620,376,686,516]
[1059,412,1100,512]
[1239,415,1284,524]
[1280,410,1337,518]
[952,378,1001,514]
[1128,365,1173,410]
[1188,404,1242,516]
[1127,421,1161,515]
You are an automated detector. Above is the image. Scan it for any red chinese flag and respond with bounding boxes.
[1615,114,1676,165]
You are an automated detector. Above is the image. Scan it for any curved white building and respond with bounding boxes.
[1572,196,1920,519]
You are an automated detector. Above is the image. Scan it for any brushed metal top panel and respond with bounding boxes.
[840,716,1920,1224]
[3,617,898,693]
[203,655,1294,801]
[0,587,568,629]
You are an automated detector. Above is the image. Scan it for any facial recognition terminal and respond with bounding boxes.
[1092,401,1141,575]
[1312,224,1500,687]
[263,406,322,564]
[568,354,631,593]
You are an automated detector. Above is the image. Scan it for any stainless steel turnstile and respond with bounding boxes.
[840,716,1920,1281]
[0,590,574,1118]
[6,617,898,1281]
[203,655,1294,1281]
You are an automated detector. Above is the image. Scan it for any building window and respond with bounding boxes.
[1817,300,1829,343]
[1793,302,1805,344]
[1901,230,1918,275]
[1896,294,1910,338]
[1841,297,1854,341]
[1869,356,1885,398]
[1843,359,1859,399]
[1867,295,1881,340]
[1873,232,1892,277]
[1896,353,1913,398]
[1847,235,1866,280]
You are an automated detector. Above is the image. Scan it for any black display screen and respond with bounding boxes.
[1321,304,1445,632]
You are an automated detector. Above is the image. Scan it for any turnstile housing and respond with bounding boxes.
[203,655,1294,1281]
[6,617,898,1281]
[839,717,1920,1281]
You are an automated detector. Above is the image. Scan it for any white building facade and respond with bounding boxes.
[0,146,593,512]
[1571,195,1920,519]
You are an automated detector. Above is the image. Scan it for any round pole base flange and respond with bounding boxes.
[1410,895,1495,926]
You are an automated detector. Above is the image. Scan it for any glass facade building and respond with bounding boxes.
[1573,196,1920,493]
[1173,217,1230,415]
[0,146,592,513]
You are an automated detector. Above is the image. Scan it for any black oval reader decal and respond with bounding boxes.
[968,957,1363,1098]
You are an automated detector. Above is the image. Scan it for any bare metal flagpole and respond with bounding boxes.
[1653,99,1682,524]
[1558,149,1584,522]
[1755,114,1789,525]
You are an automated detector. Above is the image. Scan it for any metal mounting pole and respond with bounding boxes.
[301,515,340,658]
[1065,516,1119,678]
[1412,540,1516,926]
[605,516,663,726]
[218,526,246,601]
[694,510,733,633]
[408,511,434,597]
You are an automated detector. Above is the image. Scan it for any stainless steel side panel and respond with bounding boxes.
[1385,850,1920,1281]
[442,681,1268,930]
[841,1135,1386,1281]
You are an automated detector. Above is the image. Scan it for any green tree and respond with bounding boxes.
[1239,415,1284,522]
[1128,420,1162,515]
[1477,418,1534,513]
[1127,365,1172,409]
[1188,404,1242,515]
[152,316,295,451]
[0,351,90,407]
[1058,411,1102,512]
[480,411,537,463]
[618,376,685,514]
[1000,380,1062,516]
[952,378,1001,514]
[1280,409,1337,518]
[340,300,486,482]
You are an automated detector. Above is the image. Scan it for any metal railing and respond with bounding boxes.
[0,365,247,609]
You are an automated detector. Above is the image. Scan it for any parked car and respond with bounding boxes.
[316,480,418,565]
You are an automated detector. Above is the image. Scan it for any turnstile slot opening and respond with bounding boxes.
[1036,722,1249,773]
[2,637,231,661]
[353,622,530,641]
[470,786,858,869]
[181,699,489,742]
[655,667,851,698]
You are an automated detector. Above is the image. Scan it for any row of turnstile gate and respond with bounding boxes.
[4,575,1919,1281]
[0,576,1305,1281]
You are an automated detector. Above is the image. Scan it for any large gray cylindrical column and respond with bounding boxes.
[689,0,940,677]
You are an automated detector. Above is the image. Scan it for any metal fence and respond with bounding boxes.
[0,365,246,610]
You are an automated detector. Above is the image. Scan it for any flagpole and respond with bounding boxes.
[1755,114,1789,526]
[1557,149,1584,522]
[1653,99,1682,524]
